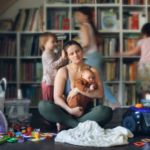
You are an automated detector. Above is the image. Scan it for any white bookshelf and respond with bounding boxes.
[0,0,149,108]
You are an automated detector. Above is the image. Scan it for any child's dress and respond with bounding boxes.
[136,37,150,96]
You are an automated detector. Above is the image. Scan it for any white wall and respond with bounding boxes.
[0,0,44,21]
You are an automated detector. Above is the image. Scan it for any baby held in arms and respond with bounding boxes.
[67,68,98,110]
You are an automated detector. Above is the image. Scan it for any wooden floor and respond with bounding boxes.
[1,108,150,150]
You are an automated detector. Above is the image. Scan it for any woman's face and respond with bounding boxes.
[66,44,83,64]
[76,11,88,24]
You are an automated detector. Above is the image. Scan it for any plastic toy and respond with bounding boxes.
[27,127,33,132]
[0,135,10,144]
[18,139,24,143]
[35,134,40,139]
[135,104,143,108]
[141,138,150,142]
[122,106,150,134]
[7,138,18,143]
[134,142,145,146]
[22,130,26,133]
[8,132,13,137]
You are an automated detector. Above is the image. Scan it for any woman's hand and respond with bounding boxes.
[70,107,84,117]
[67,88,80,102]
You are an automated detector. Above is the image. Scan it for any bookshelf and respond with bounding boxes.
[0,0,149,108]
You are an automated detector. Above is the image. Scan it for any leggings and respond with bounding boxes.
[38,100,113,128]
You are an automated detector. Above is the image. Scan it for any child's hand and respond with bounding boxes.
[111,52,123,57]
[90,84,95,91]
[62,50,66,61]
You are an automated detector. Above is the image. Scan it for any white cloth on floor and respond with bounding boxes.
[55,120,134,147]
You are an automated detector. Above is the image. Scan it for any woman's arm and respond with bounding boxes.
[54,67,72,113]
[80,24,90,48]
[67,67,104,101]
[54,67,84,117]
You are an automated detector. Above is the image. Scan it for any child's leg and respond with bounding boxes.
[41,82,54,101]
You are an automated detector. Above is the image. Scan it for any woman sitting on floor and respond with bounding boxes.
[38,41,113,131]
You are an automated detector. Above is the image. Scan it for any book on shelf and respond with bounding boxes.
[97,0,119,3]
[0,61,16,82]
[103,84,119,107]
[148,0,150,5]
[123,11,146,30]
[102,59,120,81]
[75,0,95,4]
[148,9,150,23]
[6,85,17,99]
[122,62,138,81]
[123,34,141,56]
[13,7,44,31]
[97,9,118,30]
[47,9,69,30]
[123,84,136,106]
[123,0,145,5]
[0,37,16,57]
[21,62,42,82]
[100,35,119,56]
[22,86,42,106]
[46,0,69,4]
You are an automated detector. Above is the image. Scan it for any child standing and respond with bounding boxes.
[117,23,150,99]
[39,32,66,101]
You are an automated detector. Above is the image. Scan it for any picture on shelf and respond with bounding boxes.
[101,11,117,30]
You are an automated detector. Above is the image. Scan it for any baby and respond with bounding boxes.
[67,68,98,110]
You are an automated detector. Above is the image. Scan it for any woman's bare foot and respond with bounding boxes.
[112,101,121,111]
[56,123,69,132]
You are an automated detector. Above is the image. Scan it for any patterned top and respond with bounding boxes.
[42,51,63,85]
[138,37,150,64]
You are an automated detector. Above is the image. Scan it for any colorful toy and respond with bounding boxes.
[7,138,18,143]
[0,135,10,145]
[122,105,150,134]
[135,104,143,108]
[27,127,33,132]
[8,132,13,137]
[141,138,150,142]
[18,139,24,143]
[134,142,145,146]
[35,134,40,139]
[22,130,26,133]
[14,125,20,132]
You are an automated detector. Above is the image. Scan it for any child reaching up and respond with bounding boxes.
[39,32,66,101]
[67,68,98,110]
[115,23,150,99]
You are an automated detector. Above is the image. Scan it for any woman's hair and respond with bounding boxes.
[63,40,83,55]
[76,7,102,44]
[141,23,150,37]
[39,32,57,51]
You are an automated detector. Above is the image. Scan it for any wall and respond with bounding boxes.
[0,0,44,21]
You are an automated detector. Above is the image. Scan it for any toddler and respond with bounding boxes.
[67,68,98,110]
[39,32,66,101]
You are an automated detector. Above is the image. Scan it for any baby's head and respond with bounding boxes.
[39,32,57,52]
[81,68,95,84]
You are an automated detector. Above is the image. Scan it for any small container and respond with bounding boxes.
[5,99,31,117]
[7,113,32,127]
[141,99,150,107]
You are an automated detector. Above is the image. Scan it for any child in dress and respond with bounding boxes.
[67,68,98,110]
[39,32,66,101]
[116,23,150,99]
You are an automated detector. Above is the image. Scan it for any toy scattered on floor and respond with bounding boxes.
[134,142,145,147]
[122,103,150,134]
[0,126,57,145]
[141,138,150,142]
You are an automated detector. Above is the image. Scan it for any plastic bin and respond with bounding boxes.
[7,113,32,127]
[141,99,150,107]
[5,99,31,117]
